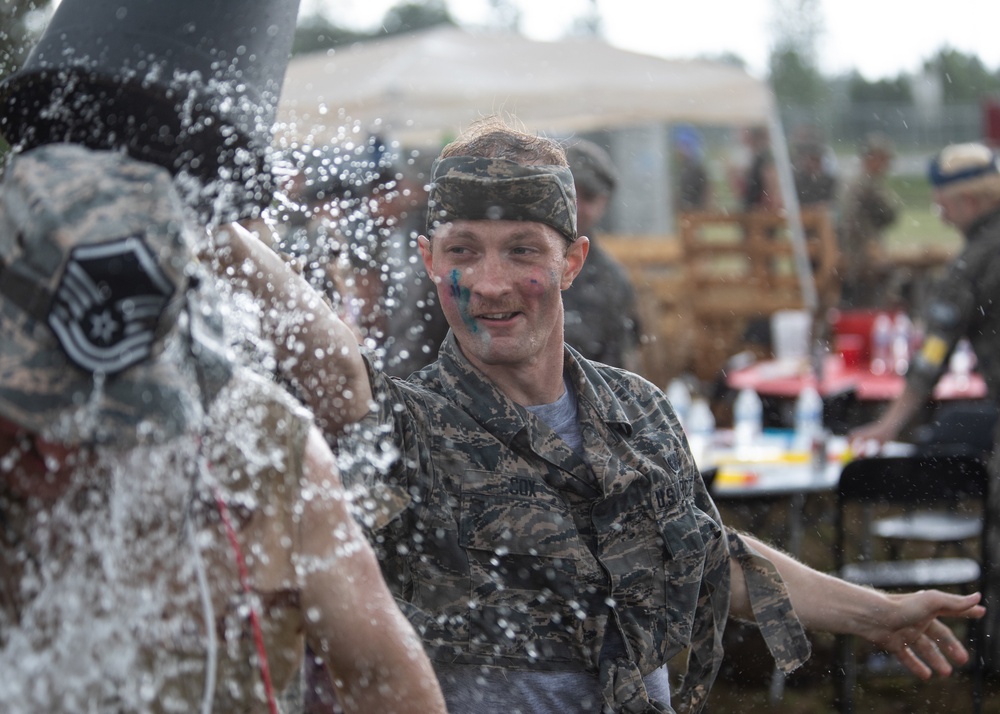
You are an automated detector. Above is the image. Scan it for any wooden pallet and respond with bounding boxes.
[603,208,839,385]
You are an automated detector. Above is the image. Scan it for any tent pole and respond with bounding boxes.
[767,106,818,315]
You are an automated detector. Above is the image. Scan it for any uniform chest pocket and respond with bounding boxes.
[459,490,583,562]
[458,479,588,657]
[659,506,716,649]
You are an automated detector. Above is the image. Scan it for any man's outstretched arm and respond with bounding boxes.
[730,533,985,680]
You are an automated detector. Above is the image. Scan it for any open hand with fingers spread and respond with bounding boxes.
[733,535,986,683]
[860,591,985,679]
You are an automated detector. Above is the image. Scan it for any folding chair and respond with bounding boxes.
[832,454,989,714]
[869,404,995,560]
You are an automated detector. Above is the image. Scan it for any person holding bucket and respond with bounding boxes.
[0,143,447,713]
[0,2,446,711]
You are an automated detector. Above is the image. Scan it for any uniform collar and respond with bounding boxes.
[564,346,634,436]
[432,333,634,442]
[434,333,530,446]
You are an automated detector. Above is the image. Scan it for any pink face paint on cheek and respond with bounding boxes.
[522,269,557,296]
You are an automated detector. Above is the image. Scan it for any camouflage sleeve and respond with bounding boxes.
[907,254,976,399]
[725,530,812,674]
[692,463,724,527]
[624,276,643,348]
[334,349,414,531]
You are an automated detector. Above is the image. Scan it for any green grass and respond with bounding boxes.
[885,205,963,252]
[886,174,933,208]
[882,174,963,253]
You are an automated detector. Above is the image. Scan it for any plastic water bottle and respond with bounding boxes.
[949,338,976,388]
[891,313,912,375]
[733,388,763,451]
[685,397,715,469]
[666,378,692,430]
[869,313,893,375]
[793,385,823,453]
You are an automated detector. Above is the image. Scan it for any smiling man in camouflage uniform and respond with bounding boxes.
[222,117,984,714]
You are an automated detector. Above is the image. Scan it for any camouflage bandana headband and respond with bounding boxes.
[426,156,578,241]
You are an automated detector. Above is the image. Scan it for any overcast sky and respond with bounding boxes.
[301,0,1000,80]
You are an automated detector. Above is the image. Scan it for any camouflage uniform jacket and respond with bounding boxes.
[562,239,642,369]
[343,334,809,713]
[906,206,1000,402]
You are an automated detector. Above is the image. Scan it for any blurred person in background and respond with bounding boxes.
[836,132,901,308]
[792,137,837,208]
[274,142,449,378]
[271,139,390,340]
[561,138,643,371]
[740,125,781,212]
[673,124,711,212]
[369,153,450,378]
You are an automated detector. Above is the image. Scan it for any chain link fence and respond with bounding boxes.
[780,102,983,156]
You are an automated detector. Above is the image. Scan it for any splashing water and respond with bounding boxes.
[0,443,209,712]
[0,3,423,707]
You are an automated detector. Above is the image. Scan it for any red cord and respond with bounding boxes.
[214,488,280,714]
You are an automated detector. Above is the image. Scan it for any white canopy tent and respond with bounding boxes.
[278,26,773,145]
[276,26,815,311]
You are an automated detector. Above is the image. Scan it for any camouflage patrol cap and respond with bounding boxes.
[0,143,232,446]
[861,132,895,158]
[929,142,1000,197]
[426,156,578,241]
[566,139,618,196]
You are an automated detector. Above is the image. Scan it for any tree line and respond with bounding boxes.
[295,0,1000,109]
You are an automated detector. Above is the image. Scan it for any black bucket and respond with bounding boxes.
[0,0,300,222]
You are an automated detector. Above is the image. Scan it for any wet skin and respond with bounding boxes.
[418,219,588,405]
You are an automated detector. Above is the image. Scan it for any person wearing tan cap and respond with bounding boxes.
[851,142,1000,445]
[0,144,445,714]
[852,141,1000,665]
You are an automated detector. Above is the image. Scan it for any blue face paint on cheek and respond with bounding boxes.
[447,269,462,300]
[449,269,478,333]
